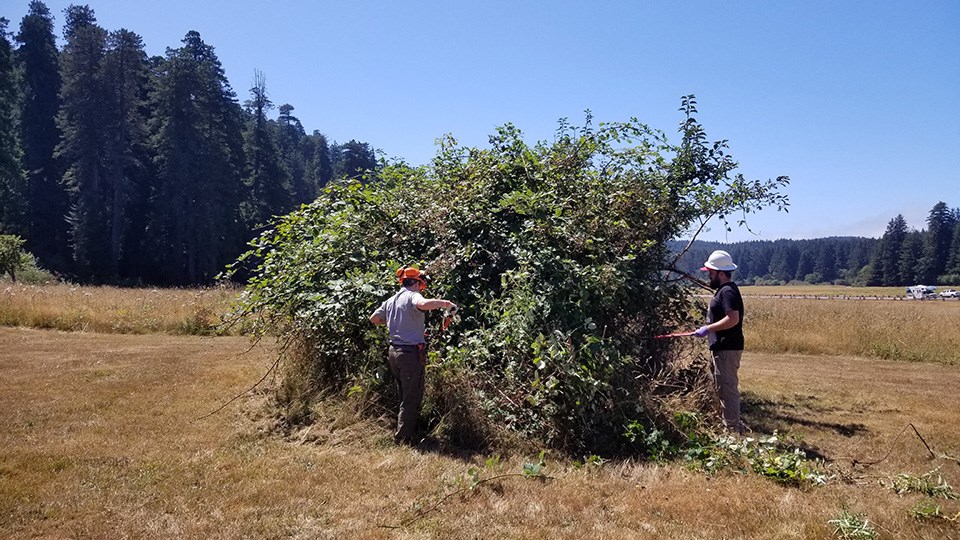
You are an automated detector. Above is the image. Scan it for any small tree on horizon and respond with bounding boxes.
[0,234,26,281]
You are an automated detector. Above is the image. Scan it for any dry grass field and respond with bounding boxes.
[742,285,945,298]
[745,297,960,365]
[0,283,239,335]
[2,322,959,539]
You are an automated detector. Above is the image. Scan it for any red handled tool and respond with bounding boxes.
[442,305,459,332]
[653,331,694,339]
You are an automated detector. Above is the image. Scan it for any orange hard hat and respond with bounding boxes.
[396,265,428,290]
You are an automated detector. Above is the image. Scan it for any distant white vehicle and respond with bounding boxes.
[939,289,959,298]
[906,285,937,299]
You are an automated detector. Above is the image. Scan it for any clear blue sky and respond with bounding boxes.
[5,0,958,242]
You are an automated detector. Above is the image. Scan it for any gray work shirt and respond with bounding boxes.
[373,288,426,345]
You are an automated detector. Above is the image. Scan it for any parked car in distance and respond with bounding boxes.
[939,289,959,298]
[906,285,937,299]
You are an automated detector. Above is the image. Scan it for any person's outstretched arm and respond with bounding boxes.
[416,298,457,311]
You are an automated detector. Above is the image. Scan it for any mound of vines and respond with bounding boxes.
[227,97,788,455]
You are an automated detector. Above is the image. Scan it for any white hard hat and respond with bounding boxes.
[701,250,737,272]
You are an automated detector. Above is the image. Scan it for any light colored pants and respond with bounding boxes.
[710,349,744,434]
[387,344,425,442]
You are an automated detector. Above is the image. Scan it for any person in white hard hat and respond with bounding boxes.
[692,250,745,434]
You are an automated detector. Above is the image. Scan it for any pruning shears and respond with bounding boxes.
[442,304,459,332]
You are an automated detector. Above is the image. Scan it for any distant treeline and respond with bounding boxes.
[0,2,377,284]
[672,201,960,287]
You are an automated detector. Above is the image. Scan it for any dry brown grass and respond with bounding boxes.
[5,283,956,365]
[745,297,960,364]
[742,285,930,297]
[2,327,959,539]
[0,283,240,335]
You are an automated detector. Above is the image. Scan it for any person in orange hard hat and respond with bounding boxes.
[691,250,745,434]
[369,265,457,444]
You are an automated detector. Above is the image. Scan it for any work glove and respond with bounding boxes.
[694,325,710,338]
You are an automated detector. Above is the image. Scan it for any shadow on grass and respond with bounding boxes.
[406,435,488,462]
[741,390,868,460]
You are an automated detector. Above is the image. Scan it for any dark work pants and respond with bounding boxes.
[387,344,425,442]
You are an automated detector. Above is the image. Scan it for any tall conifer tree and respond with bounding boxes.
[946,222,960,278]
[328,141,343,180]
[794,249,814,281]
[148,31,245,284]
[869,214,908,286]
[276,103,312,205]
[0,17,27,235]
[16,0,68,271]
[242,70,290,229]
[814,241,838,282]
[338,139,377,180]
[920,201,956,282]
[57,5,109,280]
[101,29,150,278]
[768,243,799,282]
[310,131,333,190]
[898,231,923,285]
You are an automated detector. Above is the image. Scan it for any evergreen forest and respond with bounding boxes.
[1,2,958,287]
[0,2,376,284]
[672,202,960,287]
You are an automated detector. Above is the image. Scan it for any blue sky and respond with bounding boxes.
[5,0,958,242]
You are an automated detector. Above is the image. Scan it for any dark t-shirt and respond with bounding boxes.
[707,282,744,351]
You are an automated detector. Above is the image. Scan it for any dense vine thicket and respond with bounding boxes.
[227,98,789,455]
